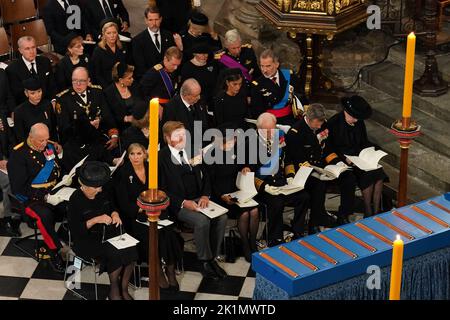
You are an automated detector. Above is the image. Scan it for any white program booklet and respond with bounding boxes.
[110,151,127,175]
[345,147,387,171]
[226,172,258,204]
[197,201,228,219]
[53,187,77,201]
[136,219,175,230]
[53,155,89,190]
[311,162,350,180]
[278,166,313,195]
[107,233,139,250]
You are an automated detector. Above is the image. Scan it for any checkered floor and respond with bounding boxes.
[0,193,364,300]
[0,222,256,300]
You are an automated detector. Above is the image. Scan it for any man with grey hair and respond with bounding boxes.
[6,36,56,105]
[214,29,261,82]
[286,103,357,232]
[7,123,69,273]
[250,48,306,125]
[250,113,310,246]
[162,78,209,155]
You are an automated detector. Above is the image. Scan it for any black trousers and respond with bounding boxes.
[306,171,356,226]
[258,190,310,242]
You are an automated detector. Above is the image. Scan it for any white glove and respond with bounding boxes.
[337,161,346,167]
[62,174,73,186]
[46,194,64,206]
[286,177,294,185]
[265,185,280,195]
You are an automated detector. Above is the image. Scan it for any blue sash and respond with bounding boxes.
[159,69,175,98]
[273,69,291,110]
[31,144,56,185]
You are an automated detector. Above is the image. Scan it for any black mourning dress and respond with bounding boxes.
[114,161,183,264]
[207,144,256,218]
[55,54,89,91]
[180,60,218,108]
[328,111,388,189]
[68,189,138,273]
[213,88,249,130]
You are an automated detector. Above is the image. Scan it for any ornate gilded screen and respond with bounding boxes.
[272,0,363,15]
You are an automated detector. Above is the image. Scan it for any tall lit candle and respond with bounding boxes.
[389,235,404,300]
[402,32,416,120]
[148,98,159,190]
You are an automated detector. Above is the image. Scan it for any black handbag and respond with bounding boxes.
[223,229,241,263]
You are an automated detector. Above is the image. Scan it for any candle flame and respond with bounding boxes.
[396,234,401,241]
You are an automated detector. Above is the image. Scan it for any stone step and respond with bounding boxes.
[361,61,450,122]
[365,119,450,193]
[357,82,450,159]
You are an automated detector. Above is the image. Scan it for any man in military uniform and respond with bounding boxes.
[7,123,69,273]
[251,113,310,246]
[140,46,182,105]
[215,29,261,84]
[285,104,356,232]
[55,67,119,151]
[250,49,305,125]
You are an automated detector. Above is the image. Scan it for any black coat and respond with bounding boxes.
[6,56,57,105]
[161,94,209,146]
[83,0,130,40]
[90,44,128,89]
[157,0,192,33]
[42,0,87,54]
[140,64,179,102]
[158,146,211,218]
[103,82,142,132]
[131,28,175,80]
[13,100,57,143]
[55,54,90,92]
[0,69,15,156]
[180,60,219,107]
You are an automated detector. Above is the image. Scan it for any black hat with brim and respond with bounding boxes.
[99,17,120,32]
[78,161,111,187]
[64,32,82,49]
[190,42,211,54]
[23,77,42,91]
[341,95,372,120]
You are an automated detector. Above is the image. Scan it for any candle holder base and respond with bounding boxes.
[137,189,170,221]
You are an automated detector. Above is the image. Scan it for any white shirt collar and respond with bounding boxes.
[168,145,189,165]
[147,28,160,37]
[22,56,36,70]
[264,70,279,85]
[57,0,65,9]
[181,96,191,110]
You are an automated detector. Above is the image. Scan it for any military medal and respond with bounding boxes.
[44,148,55,161]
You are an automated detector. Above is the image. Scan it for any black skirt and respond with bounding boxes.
[353,167,389,190]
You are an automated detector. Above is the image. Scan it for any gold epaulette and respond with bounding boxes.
[154,63,163,71]
[252,80,258,86]
[290,128,298,134]
[255,177,264,191]
[13,142,24,150]
[89,84,102,90]
[214,51,225,59]
[284,164,295,177]
[242,43,252,48]
[56,89,69,98]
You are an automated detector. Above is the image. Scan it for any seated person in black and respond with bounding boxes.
[68,161,138,300]
[104,62,143,133]
[114,143,183,291]
[214,68,249,129]
[207,126,259,262]
[90,19,128,89]
[55,33,90,92]
[13,78,57,144]
[328,95,388,217]
[120,100,149,152]
[158,121,227,280]
[180,41,218,109]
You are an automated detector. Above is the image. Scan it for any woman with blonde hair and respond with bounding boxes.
[90,19,128,89]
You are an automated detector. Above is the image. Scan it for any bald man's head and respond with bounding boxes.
[257,113,277,141]
[180,78,201,105]
[72,67,90,94]
[29,123,50,152]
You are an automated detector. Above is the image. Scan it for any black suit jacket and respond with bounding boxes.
[132,28,175,80]
[158,146,211,218]
[42,0,87,55]
[83,0,130,40]
[0,69,15,118]
[161,94,209,145]
[6,56,57,105]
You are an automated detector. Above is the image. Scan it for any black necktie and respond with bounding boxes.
[30,62,37,76]
[102,0,113,18]
[154,33,161,51]
[179,150,191,170]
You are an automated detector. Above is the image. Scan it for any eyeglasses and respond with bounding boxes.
[72,80,88,85]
